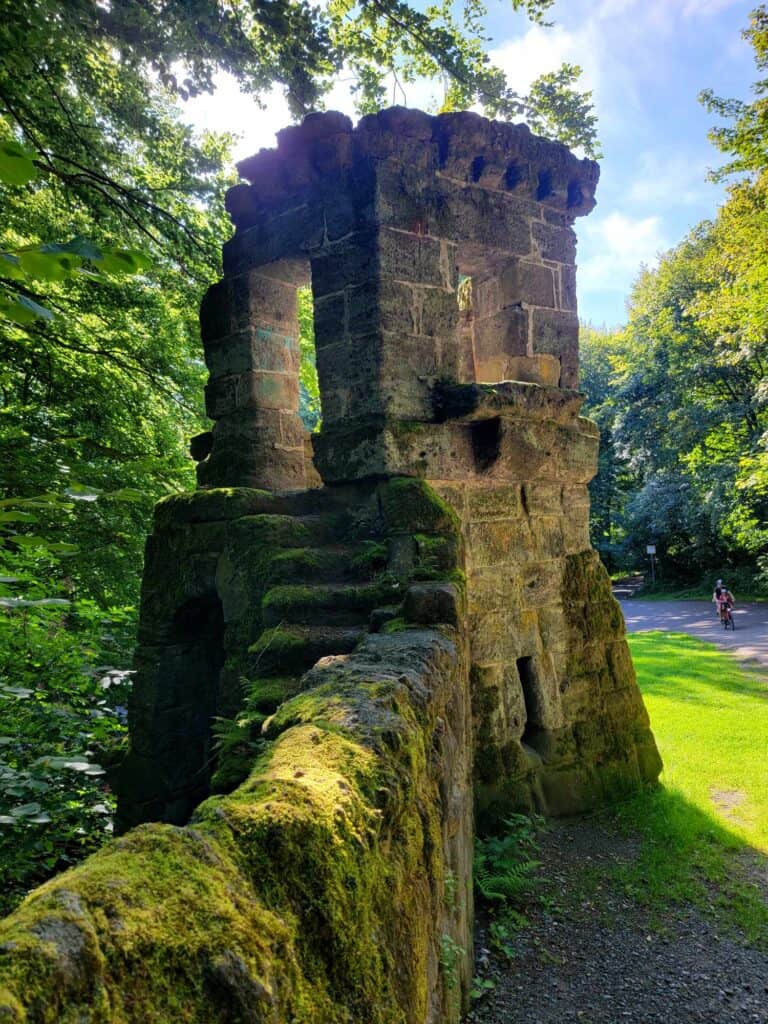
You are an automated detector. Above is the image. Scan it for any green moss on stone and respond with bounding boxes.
[378,478,460,537]
[262,581,402,620]
[0,629,466,1023]
[154,487,276,528]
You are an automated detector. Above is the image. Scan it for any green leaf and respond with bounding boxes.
[0,511,38,523]
[40,237,102,260]
[105,487,144,502]
[0,293,55,323]
[0,597,70,608]
[10,802,42,818]
[64,483,101,502]
[45,542,79,555]
[19,250,81,282]
[8,535,49,549]
[0,138,38,186]
[96,249,152,275]
[0,253,25,280]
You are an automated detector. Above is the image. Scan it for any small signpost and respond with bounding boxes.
[646,544,657,584]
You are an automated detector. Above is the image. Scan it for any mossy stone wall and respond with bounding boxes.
[0,626,472,1023]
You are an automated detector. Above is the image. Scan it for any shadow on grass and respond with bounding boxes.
[601,783,768,947]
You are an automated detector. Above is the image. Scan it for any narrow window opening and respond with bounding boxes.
[437,131,450,168]
[517,656,543,744]
[536,169,554,201]
[470,155,486,182]
[297,286,321,432]
[470,416,501,473]
[457,273,473,312]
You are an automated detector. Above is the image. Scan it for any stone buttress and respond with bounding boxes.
[0,108,661,1024]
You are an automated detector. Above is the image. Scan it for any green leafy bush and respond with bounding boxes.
[0,587,133,915]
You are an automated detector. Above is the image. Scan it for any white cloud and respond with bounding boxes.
[490,23,600,97]
[625,151,714,206]
[181,74,294,163]
[682,0,744,17]
[578,211,668,293]
[181,69,446,168]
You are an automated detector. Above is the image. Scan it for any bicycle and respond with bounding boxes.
[720,603,735,630]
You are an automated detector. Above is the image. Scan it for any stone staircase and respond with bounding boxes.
[211,503,404,790]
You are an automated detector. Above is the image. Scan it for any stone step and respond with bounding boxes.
[243,675,303,716]
[263,544,383,586]
[261,580,404,628]
[249,624,367,675]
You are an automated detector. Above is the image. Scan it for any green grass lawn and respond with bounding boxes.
[609,632,768,941]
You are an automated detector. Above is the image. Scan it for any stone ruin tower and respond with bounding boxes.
[117,106,660,835]
[0,108,662,1024]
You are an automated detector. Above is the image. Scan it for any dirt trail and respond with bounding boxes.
[467,819,768,1024]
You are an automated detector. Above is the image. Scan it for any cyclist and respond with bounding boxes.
[715,583,735,628]
[712,579,725,617]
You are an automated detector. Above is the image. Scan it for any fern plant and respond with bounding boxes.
[474,814,542,908]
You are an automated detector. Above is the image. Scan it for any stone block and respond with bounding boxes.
[198,444,306,491]
[205,330,300,379]
[199,280,232,343]
[210,410,306,450]
[521,561,563,607]
[466,518,532,568]
[470,276,500,319]
[522,483,562,514]
[560,265,577,312]
[529,516,566,558]
[473,305,528,355]
[468,610,515,664]
[222,202,325,274]
[473,306,528,382]
[467,484,522,521]
[434,183,534,255]
[312,291,346,350]
[190,431,213,462]
[501,355,560,386]
[499,260,556,309]
[532,221,577,264]
[563,514,591,554]
[310,230,378,297]
[540,766,600,816]
[531,308,578,358]
[467,567,522,616]
[346,279,416,336]
[403,582,461,627]
[205,371,299,418]
[378,227,456,289]
[414,285,459,338]
[537,601,567,650]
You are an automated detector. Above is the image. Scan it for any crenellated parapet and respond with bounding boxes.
[196,107,598,490]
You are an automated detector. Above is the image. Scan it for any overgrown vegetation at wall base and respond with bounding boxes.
[0,599,133,915]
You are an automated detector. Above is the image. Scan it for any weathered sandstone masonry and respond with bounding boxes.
[0,108,660,1023]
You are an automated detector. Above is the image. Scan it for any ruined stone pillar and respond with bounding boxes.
[197,259,308,490]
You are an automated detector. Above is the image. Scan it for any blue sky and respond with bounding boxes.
[184,0,756,326]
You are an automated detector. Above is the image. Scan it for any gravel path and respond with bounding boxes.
[618,600,768,668]
[467,818,768,1024]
